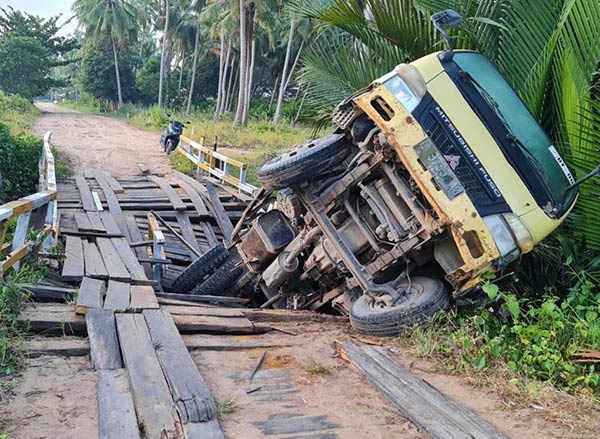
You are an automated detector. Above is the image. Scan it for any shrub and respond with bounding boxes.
[0,123,42,202]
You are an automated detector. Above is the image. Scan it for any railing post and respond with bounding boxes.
[11,211,31,272]
[147,213,166,288]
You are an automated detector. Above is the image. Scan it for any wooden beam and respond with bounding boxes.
[96,238,131,282]
[144,309,219,424]
[87,212,106,232]
[172,314,271,335]
[148,176,187,211]
[110,238,148,283]
[129,285,159,311]
[341,341,509,439]
[203,181,234,243]
[115,313,180,438]
[75,277,106,314]
[99,212,122,236]
[22,337,89,358]
[98,369,140,439]
[86,309,122,369]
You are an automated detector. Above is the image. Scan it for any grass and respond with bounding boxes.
[306,362,331,376]
[215,395,240,421]
[169,151,195,176]
[51,147,73,181]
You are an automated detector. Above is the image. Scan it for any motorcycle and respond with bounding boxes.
[160,114,189,154]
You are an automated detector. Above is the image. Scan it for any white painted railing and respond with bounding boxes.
[0,131,58,275]
[176,135,259,195]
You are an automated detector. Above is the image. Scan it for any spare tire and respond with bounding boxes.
[349,277,449,337]
[171,245,228,293]
[257,133,350,190]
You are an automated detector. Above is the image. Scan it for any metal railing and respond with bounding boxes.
[0,132,58,275]
[176,135,259,195]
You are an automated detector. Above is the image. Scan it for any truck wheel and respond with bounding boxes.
[349,277,449,336]
[171,245,228,293]
[192,252,245,296]
[257,133,350,190]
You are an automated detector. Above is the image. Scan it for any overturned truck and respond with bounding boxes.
[173,13,579,336]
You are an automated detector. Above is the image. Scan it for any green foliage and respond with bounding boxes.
[0,36,55,100]
[0,261,46,376]
[0,123,42,202]
[169,150,195,175]
[0,90,37,133]
[414,268,600,394]
[80,46,137,105]
[51,147,73,181]
[136,57,161,106]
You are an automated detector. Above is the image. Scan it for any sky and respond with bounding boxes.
[0,0,78,35]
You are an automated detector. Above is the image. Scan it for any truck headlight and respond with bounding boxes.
[483,214,534,265]
[382,74,423,112]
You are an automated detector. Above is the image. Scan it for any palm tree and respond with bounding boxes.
[73,0,140,107]
[294,0,600,250]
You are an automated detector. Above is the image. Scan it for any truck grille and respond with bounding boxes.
[419,110,496,205]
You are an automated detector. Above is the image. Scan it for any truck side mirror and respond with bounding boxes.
[430,9,463,62]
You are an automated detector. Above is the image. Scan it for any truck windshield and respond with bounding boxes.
[453,52,577,211]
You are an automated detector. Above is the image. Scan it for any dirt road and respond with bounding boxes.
[33,102,172,176]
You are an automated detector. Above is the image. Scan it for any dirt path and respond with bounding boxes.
[33,102,172,177]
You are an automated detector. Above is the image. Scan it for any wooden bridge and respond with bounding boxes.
[3,132,511,439]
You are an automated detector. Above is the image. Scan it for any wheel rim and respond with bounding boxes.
[368,282,425,312]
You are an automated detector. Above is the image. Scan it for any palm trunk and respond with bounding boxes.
[214,33,226,121]
[186,21,200,116]
[233,0,248,126]
[111,35,123,107]
[158,0,170,107]
[219,40,232,116]
[225,57,237,114]
[178,51,185,93]
[243,39,255,124]
[285,40,304,92]
[227,61,239,113]
[292,89,307,127]
[268,75,279,113]
[273,17,295,123]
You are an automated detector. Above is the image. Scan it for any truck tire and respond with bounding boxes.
[192,252,244,296]
[257,133,350,190]
[171,245,228,293]
[349,277,449,336]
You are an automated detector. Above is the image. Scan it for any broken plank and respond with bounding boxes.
[129,285,159,311]
[203,181,234,243]
[75,277,106,314]
[172,314,271,335]
[103,280,131,312]
[156,292,248,306]
[99,212,122,236]
[98,369,140,439]
[62,235,84,282]
[87,211,106,232]
[75,175,97,212]
[342,341,509,439]
[74,211,93,231]
[83,240,109,279]
[148,175,186,211]
[22,284,76,302]
[86,309,122,369]
[103,171,125,194]
[175,211,202,257]
[96,238,131,281]
[110,238,147,282]
[115,313,180,438]
[144,309,218,424]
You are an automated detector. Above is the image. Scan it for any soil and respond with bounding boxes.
[32,103,172,177]
[1,105,597,438]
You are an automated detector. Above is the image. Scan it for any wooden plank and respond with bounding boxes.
[92,191,104,211]
[144,309,219,424]
[87,212,106,233]
[173,174,219,247]
[96,238,131,281]
[99,212,122,236]
[62,235,84,282]
[129,285,159,311]
[98,369,140,439]
[181,335,292,352]
[115,313,180,438]
[156,292,248,306]
[22,284,76,302]
[74,212,93,231]
[342,341,509,439]
[161,305,244,318]
[86,309,122,369]
[83,240,109,279]
[23,337,89,357]
[204,181,234,243]
[148,176,187,211]
[110,238,148,282]
[103,171,125,194]
[103,280,131,312]
[75,175,97,212]
[172,314,271,335]
[93,171,131,241]
[175,211,202,257]
[75,277,106,314]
